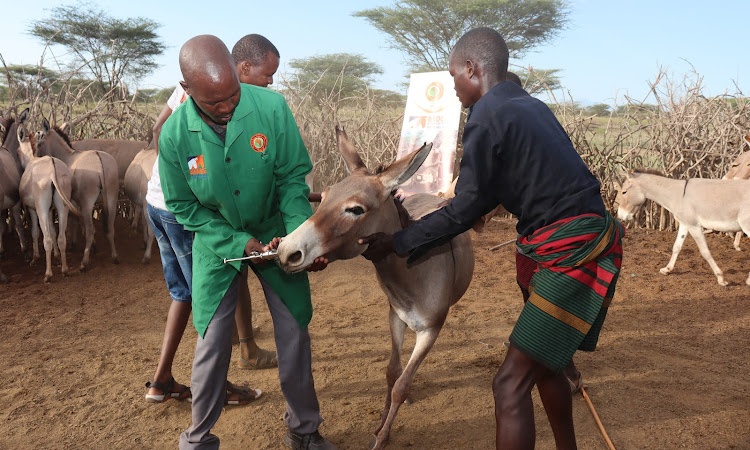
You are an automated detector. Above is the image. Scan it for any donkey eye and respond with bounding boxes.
[621,191,627,194]
[345,206,365,216]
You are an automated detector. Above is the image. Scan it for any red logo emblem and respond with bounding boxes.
[250,133,268,152]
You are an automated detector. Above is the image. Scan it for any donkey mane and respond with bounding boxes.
[52,125,73,148]
[633,167,665,176]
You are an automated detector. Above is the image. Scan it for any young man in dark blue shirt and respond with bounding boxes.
[360,28,624,449]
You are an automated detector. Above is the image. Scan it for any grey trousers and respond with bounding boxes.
[179,269,323,449]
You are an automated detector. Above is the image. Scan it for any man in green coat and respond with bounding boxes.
[159,35,335,450]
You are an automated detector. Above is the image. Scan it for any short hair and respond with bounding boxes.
[505,71,523,87]
[231,34,279,66]
[451,27,508,79]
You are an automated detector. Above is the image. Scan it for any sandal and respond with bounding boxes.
[145,377,191,403]
[225,381,262,406]
[566,370,583,395]
[237,346,278,370]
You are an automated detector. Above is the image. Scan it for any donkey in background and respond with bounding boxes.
[0,109,30,262]
[35,119,120,270]
[721,134,750,250]
[616,169,750,286]
[16,124,80,282]
[278,127,474,449]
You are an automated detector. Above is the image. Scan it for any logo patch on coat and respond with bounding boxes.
[187,155,207,179]
[250,133,268,152]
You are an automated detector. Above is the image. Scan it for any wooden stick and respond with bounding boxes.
[581,386,616,450]
[488,239,516,251]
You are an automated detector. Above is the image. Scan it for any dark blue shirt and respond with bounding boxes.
[393,81,605,263]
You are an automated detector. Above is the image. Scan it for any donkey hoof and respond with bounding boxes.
[369,435,387,450]
[44,276,52,283]
[112,257,120,265]
[79,265,87,273]
[659,268,670,275]
[717,279,728,286]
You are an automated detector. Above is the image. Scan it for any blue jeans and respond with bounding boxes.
[147,204,193,302]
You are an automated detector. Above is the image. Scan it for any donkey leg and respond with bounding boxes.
[738,217,750,285]
[29,209,41,265]
[104,194,119,264]
[79,204,96,271]
[660,223,689,275]
[11,203,29,260]
[53,193,70,277]
[0,210,6,256]
[37,209,55,283]
[688,227,727,286]
[47,215,59,258]
[375,307,407,438]
[372,327,441,450]
[141,205,154,264]
[733,232,743,251]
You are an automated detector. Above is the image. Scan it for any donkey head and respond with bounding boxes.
[1,108,30,153]
[15,123,37,169]
[277,126,432,273]
[615,170,647,222]
[723,136,750,180]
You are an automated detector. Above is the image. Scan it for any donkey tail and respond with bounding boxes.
[50,158,82,217]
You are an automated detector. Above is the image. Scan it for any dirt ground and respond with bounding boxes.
[0,215,748,450]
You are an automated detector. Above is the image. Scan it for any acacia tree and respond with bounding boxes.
[353,0,569,72]
[283,53,384,102]
[29,4,165,92]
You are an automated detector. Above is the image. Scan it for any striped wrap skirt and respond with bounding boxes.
[510,212,624,372]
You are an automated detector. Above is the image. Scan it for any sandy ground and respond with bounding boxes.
[0,215,748,450]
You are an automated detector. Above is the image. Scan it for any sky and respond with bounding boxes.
[2,0,748,106]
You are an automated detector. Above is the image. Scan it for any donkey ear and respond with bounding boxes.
[378,142,433,191]
[335,125,366,174]
[42,117,50,133]
[19,108,30,125]
[16,123,26,142]
[60,122,71,136]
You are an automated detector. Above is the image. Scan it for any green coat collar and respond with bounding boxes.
[184,84,256,150]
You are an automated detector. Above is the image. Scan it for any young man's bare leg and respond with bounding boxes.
[537,367,577,449]
[149,300,191,396]
[492,346,543,450]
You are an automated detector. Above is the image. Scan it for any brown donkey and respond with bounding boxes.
[277,127,474,449]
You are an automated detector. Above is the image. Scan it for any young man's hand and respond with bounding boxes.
[358,233,395,262]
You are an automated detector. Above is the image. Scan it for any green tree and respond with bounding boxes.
[284,53,384,101]
[511,67,562,95]
[29,3,165,91]
[585,103,612,117]
[354,0,570,72]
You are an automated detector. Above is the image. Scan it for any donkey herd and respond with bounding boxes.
[0,108,151,282]
[1,105,750,446]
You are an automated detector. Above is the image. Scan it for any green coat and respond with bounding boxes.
[158,84,313,337]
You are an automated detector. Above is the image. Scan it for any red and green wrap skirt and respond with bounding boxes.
[510,212,624,372]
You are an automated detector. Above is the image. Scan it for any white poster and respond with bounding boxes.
[396,71,462,196]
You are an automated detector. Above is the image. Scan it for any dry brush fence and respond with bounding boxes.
[5,60,748,232]
[548,67,750,230]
